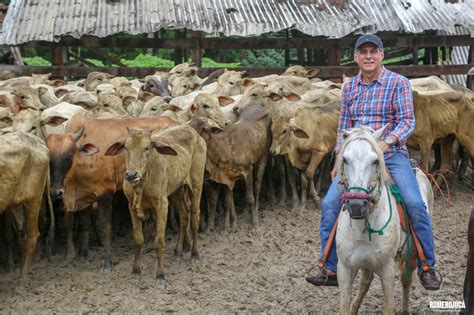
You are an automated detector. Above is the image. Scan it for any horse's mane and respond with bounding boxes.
[336,126,387,185]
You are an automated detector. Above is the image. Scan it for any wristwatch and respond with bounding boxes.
[384,137,395,146]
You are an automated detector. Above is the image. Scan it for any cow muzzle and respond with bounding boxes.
[345,199,369,220]
[125,171,142,184]
[51,188,64,200]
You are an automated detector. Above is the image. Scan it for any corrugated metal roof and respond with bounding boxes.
[439,26,470,86]
[1,0,473,45]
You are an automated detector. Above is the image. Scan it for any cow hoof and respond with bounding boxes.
[156,273,166,289]
[174,248,184,257]
[101,258,112,273]
[183,240,191,253]
[191,252,200,261]
[132,266,141,280]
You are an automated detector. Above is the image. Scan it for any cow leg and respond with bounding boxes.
[98,193,113,272]
[4,210,16,272]
[190,187,201,261]
[17,199,41,286]
[129,201,144,279]
[418,142,432,174]
[299,170,308,211]
[63,211,75,261]
[285,156,299,210]
[275,155,287,206]
[245,165,255,214]
[253,154,269,227]
[457,146,470,180]
[154,197,169,289]
[169,193,187,257]
[167,203,178,233]
[204,182,220,232]
[223,187,234,232]
[436,134,455,186]
[306,151,325,210]
[265,158,276,204]
[76,209,90,261]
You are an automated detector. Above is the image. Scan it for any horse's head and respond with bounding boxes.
[337,125,388,220]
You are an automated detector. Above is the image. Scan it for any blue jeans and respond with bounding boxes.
[319,152,436,273]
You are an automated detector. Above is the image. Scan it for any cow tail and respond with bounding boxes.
[45,166,55,261]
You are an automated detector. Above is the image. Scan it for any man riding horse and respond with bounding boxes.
[306,34,441,290]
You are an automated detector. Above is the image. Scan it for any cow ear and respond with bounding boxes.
[269,93,282,101]
[292,128,309,139]
[77,143,100,156]
[37,87,48,96]
[163,104,182,112]
[191,83,201,91]
[190,104,198,114]
[41,115,68,127]
[151,140,178,156]
[55,89,69,98]
[284,93,301,101]
[0,126,13,134]
[51,79,66,87]
[305,68,320,78]
[122,96,135,108]
[240,70,250,78]
[218,96,234,106]
[243,78,254,87]
[105,141,125,156]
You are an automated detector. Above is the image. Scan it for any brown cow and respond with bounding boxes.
[0,132,50,285]
[46,115,177,271]
[189,105,271,230]
[104,125,206,288]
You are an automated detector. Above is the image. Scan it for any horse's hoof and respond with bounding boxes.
[101,257,112,273]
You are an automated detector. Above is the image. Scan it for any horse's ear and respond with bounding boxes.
[372,124,389,142]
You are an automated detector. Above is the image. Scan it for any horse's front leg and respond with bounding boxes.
[377,260,397,315]
[337,262,357,315]
[351,269,374,315]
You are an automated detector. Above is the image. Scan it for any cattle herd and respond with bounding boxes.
[0,64,473,301]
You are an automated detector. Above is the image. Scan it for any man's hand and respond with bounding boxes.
[378,140,390,153]
[331,164,338,180]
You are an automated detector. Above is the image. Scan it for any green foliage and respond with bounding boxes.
[23,56,51,66]
[121,53,174,67]
[85,58,105,67]
[242,49,285,68]
[201,57,240,68]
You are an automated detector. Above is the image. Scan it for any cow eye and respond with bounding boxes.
[144,146,150,153]
[20,95,26,100]
[229,81,234,85]
[203,104,210,109]
[151,106,157,111]
[0,101,3,105]
[103,103,109,107]
[251,93,257,97]
[98,78,103,81]
[31,126,37,131]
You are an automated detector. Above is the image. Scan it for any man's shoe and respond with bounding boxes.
[419,270,441,291]
[306,268,338,287]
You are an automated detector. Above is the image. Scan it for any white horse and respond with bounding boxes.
[335,126,434,314]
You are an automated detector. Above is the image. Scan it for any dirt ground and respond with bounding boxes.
[0,177,472,313]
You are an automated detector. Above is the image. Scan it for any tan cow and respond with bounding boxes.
[273,101,339,210]
[189,104,271,230]
[12,87,47,112]
[0,90,20,114]
[170,76,201,97]
[214,70,252,96]
[162,93,232,128]
[408,90,474,180]
[0,132,50,284]
[281,65,320,79]
[0,107,12,129]
[104,125,206,288]
[83,71,113,91]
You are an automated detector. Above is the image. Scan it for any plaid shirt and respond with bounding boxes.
[336,66,415,158]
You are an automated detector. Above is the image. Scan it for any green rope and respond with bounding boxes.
[387,182,412,281]
[347,186,374,194]
[363,182,392,241]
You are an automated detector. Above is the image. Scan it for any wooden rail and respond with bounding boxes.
[1,64,473,79]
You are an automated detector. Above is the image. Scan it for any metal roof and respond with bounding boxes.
[1,0,474,45]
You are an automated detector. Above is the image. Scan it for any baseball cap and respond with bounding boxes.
[354,34,384,50]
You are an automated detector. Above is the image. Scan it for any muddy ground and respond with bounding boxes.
[0,177,472,313]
